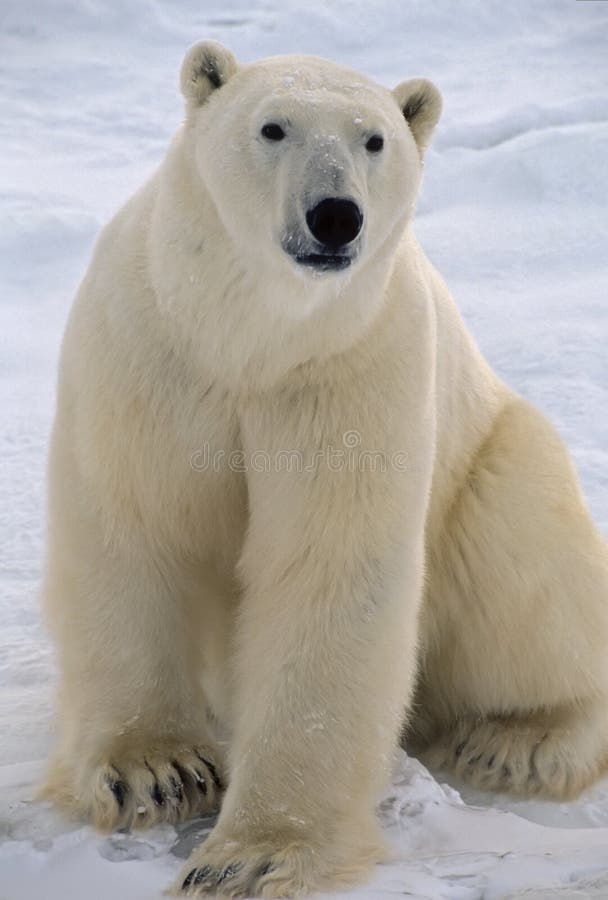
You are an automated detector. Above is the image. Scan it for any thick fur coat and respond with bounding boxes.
[41,42,608,898]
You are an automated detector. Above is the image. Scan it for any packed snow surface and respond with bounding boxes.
[1,1,607,898]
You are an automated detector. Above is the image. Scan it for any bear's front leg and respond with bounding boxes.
[41,438,225,830]
[177,382,432,898]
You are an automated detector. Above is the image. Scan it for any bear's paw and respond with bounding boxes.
[175,827,382,898]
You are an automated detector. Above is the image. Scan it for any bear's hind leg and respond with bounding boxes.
[417,396,608,800]
[419,702,608,799]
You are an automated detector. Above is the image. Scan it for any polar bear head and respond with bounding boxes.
[179,42,441,293]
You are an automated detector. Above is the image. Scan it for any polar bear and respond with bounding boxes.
[41,41,608,898]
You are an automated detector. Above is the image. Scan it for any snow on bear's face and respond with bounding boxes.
[180,42,441,291]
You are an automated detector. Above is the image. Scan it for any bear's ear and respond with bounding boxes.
[180,41,238,109]
[392,78,442,154]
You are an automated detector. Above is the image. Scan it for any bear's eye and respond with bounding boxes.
[366,134,384,153]
[261,123,286,142]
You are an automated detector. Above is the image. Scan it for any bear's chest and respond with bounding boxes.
[107,366,248,571]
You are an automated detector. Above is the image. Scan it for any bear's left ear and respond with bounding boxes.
[180,40,238,110]
[392,79,442,154]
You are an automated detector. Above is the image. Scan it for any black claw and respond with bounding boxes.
[468,753,482,766]
[151,782,165,807]
[107,777,127,808]
[503,765,512,778]
[487,755,496,768]
[174,761,199,796]
[194,865,214,885]
[175,760,208,797]
[217,862,242,884]
[182,869,196,889]
[196,752,223,790]
[455,741,467,759]
[182,865,214,890]
[169,773,185,803]
[193,769,208,795]
[257,861,274,878]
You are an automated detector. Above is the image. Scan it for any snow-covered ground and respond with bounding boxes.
[1,1,607,897]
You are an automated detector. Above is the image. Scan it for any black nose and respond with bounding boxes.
[306,198,363,250]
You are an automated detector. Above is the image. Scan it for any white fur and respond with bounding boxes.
[40,44,608,899]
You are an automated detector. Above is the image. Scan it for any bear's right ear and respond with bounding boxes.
[180,41,238,109]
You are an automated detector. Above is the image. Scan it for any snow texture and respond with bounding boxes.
[1,1,607,898]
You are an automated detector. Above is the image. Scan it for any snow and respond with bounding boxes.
[1,0,607,897]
